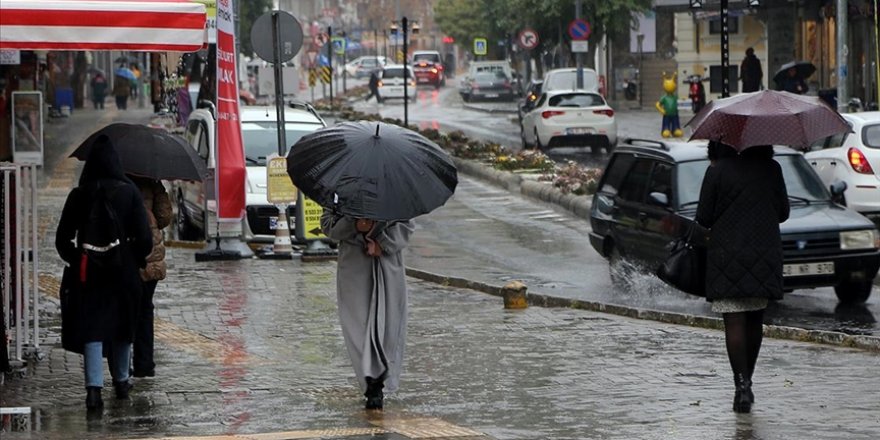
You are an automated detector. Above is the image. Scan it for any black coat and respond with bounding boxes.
[57,139,152,353]
[740,54,763,93]
[696,151,790,301]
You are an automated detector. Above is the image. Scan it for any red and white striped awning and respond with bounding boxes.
[0,0,207,52]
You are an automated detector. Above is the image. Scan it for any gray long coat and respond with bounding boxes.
[321,212,415,393]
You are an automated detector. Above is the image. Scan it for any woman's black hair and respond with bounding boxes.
[707,140,737,162]
[741,144,774,159]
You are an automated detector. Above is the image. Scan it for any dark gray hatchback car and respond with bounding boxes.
[589,139,880,303]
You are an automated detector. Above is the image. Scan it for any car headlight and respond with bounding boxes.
[839,229,880,250]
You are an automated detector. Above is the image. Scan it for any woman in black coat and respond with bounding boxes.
[696,144,790,414]
[56,136,152,410]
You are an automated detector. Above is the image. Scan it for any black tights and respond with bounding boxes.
[722,310,764,382]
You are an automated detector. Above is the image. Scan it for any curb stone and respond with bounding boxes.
[462,103,519,115]
[405,267,880,352]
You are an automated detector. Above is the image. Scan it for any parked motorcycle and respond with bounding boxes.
[684,74,707,113]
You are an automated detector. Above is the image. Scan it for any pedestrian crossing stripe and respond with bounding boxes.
[308,68,317,87]
[320,66,332,84]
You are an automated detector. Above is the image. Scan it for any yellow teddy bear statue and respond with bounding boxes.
[655,72,684,138]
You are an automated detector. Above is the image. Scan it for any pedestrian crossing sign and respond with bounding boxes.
[331,37,346,55]
[474,38,488,56]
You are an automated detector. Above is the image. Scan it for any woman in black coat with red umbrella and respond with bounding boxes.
[696,144,790,413]
[56,136,152,410]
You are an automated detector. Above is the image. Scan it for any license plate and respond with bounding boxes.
[783,262,835,277]
[387,87,402,93]
[567,127,596,135]
[484,93,499,98]
[417,78,430,82]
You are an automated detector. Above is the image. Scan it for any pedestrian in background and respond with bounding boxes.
[113,73,131,110]
[128,175,173,378]
[365,70,381,103]
[740,48,763,93]
[56,136,153,410]
[696,144,789,414]
[90,73,107,109]
[779,68,808,95]
[320,212,415,410]
[130,63,141,98]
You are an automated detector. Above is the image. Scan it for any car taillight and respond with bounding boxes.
[593,109,615,117]
[848,148,874,174]
[430,68,438,74]
[542,110,565,119]
[437,65,444,71]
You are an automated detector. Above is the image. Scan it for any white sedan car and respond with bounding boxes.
[377,65,417,103]
[520,90,617,153]
[805,111,880,228]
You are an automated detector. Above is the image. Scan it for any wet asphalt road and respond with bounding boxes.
[346,79,880,337]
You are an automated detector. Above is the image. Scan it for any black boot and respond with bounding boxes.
[364,377,384,410]
[85,387,103,410]
[733,374,753,413]
[113,380,133,400]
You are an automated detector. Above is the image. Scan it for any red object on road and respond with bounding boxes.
[0,0,207,51]
[686,90,851,151]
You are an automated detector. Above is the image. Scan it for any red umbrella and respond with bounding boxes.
[685,90,850,151]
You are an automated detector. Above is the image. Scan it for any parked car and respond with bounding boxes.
[517,79,544,124]
[543,67,600,94]
[175,102,326,243]
[377,65,417,102]
[459,71,516,102]
[520,89,617,153]
[344,56,387,78]
[805,111,880,228]
[411,50,446,88]
[589,139,880,303]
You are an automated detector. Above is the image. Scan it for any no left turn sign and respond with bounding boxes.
[517,28,539,50]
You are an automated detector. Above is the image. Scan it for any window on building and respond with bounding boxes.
[709,17,739,34]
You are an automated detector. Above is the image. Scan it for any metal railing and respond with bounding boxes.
[1,162,42,369]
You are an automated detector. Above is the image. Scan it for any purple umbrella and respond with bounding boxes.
[685,90,851,151]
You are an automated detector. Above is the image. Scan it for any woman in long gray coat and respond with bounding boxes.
[696,144,789,414]
[321,211,415,410]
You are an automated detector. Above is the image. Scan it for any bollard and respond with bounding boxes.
[502,280,528,309]
[258,206,294,260]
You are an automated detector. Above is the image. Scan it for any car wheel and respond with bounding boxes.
[534,129,545,151]
[176,195,199,241]
[462,94,470,102]
[834,280,873,303]
[590,144,603,155]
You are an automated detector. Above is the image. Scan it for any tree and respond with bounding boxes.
[435,0,652,68]
[239,0,272,57]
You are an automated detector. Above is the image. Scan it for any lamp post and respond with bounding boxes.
[691,0,756,99]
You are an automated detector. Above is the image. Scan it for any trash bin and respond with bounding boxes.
[818,88,837,109]
[55,87,74,115]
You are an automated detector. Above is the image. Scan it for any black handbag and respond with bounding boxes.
[656,224,706,297]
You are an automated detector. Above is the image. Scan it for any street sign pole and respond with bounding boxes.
[403,16,409,126]
[575,0,584,89]
[250,9,304,258]
[836,0,848,112]
[342,31,347,93]
[328,26,333,109]
[721,0,730,98]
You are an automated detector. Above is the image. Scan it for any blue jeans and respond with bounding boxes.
[84,341,131,388]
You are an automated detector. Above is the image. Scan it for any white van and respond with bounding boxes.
[174,102,325,243]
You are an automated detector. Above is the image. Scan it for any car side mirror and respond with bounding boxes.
[649,192,670,208]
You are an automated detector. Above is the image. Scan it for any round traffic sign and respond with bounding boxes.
[517,28,539,50]
[568,19,591,41]
[251,11,304,63]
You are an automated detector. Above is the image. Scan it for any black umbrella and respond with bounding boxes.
[287,121,458,221]
[773,60,817,85]
[71,123,207,181]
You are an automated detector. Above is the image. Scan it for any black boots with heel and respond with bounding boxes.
[85,387,103,410]
[364,377,384,410]
[113,380,133,400]
[733,374,754,413]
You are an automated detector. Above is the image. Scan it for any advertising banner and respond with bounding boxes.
[215,0,245,221]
